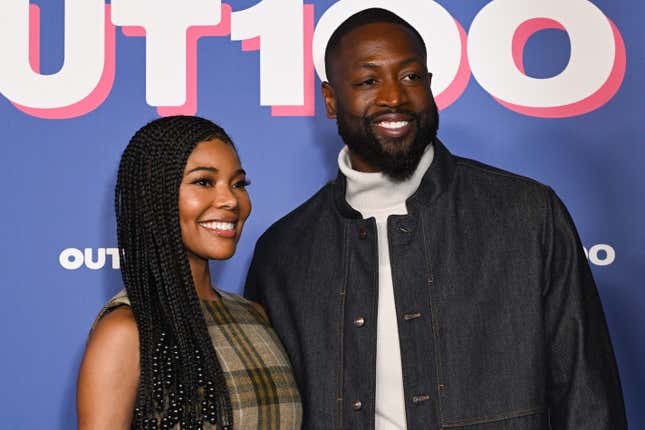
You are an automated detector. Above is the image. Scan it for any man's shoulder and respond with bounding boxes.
[454,155,546,187]
[256,180,336,247]
[452,154,552,198]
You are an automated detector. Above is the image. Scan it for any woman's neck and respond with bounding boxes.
[188,257,219,301]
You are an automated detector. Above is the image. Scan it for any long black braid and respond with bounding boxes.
[115,116,236,429]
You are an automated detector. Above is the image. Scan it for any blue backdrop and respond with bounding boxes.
[0,0,642,428]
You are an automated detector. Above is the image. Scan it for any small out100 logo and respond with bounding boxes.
[59,248,120,270]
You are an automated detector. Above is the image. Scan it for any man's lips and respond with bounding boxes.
[369,113,416,138]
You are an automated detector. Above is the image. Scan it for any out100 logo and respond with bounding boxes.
[0,0,625,119]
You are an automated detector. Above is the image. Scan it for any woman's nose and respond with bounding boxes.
[213,184,238,210]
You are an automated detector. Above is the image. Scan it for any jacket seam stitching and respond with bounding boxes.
[388,215,413,429]
[337,223,349,429]
[420,208,445,426]
[367,219,379,430]
[543,187,555,297]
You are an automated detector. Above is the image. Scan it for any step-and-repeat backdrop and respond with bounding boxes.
[1,0,642,427]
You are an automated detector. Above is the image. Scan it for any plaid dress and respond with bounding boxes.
[96,289,303,429]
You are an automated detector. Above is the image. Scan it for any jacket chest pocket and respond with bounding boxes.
[443,408,547,429]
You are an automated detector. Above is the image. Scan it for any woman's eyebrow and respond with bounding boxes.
[186,167,246,176]
[186,166,218,174]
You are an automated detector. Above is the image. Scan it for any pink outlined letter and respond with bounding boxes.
[271,4,315,117]
[498,17,626,118]
[12,4,116,120]
[158,4,232,116]
[120,3,232,116]
[237,3,313,116]
[434,20,470,111]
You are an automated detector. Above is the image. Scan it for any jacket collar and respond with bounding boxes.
[332,138,456,219]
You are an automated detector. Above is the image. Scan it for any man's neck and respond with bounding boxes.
[338,144,435,215]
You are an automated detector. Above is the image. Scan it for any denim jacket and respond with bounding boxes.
[244,140,626,429]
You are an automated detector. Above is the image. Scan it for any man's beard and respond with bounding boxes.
[336,104,438,181]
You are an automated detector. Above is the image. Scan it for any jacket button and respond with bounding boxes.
[354,316,365,327]
[352,400,362,411]
[359,227,367,239]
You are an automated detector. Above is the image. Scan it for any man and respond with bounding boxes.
[245,8,626,430]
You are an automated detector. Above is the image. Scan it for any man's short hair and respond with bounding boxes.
[324,8,427,83]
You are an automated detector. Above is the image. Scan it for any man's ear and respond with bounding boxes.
[321,82,337,119]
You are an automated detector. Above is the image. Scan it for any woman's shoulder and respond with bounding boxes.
[90,289,137,345]
[84,292,139,378]
[91,289,132,331]
[90,306,138,347]
[78,292,139,428]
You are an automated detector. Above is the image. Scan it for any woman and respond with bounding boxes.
[77,116,302,430]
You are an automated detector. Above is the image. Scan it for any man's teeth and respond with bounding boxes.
[376,121,409,129]
[200,221,235,231]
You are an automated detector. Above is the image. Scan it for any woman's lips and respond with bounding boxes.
[198,220,237,238]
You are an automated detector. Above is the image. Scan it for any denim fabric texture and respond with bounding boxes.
[244,140,627,430]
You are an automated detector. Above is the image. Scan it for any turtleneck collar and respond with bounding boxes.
[338,144,434,214]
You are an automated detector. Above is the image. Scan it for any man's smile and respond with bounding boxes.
[370,113,415,138]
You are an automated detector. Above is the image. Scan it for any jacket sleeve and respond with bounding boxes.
[243,233,305,399]
[243,237,268,308]
[543,189,627,429]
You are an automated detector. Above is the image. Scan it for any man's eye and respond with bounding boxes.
[233,179,251,190]
[355,78,377,87]
[404,73,422,81]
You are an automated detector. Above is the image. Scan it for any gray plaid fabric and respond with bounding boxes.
[96,289,302,429]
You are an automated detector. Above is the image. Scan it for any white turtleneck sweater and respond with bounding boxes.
[338,144,435,430]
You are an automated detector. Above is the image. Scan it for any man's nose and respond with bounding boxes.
[376,79,407,108]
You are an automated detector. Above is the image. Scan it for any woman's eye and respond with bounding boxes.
[233,179,251,190]
[192,178,212,187]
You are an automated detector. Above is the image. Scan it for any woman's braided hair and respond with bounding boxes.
[115,116,235,429]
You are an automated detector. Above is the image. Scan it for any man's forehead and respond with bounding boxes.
[315,7,428,82]
[332,23,426,69]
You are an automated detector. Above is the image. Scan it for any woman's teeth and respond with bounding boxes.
[200,221,235,231]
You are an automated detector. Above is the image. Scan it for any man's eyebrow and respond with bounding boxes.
[356,57,424,70]
[357,62,380,70]
[399,57,424,67]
